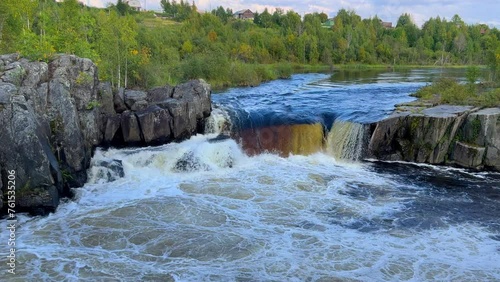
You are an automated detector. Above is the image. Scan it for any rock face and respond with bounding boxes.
[0,54,103,214]
[103,78,211,146]
[0,54,212,215]
[369,104,500,171]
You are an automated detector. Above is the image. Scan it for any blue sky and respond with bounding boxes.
[85,0,500,27]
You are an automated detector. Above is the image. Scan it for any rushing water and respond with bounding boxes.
[2,69,500,281]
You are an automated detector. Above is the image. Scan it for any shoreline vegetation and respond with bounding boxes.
[1,0,499,91]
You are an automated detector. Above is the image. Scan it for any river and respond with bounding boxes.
[1,69,499,281]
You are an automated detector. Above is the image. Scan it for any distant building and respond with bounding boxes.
[380,20,393,29]
[321,19,334,28]
[233,9,254,20]
[126,0,141,11]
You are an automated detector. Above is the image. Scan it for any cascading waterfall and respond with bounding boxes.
[204,107,232,135]
[326,120,367,161]
[204,105,369,159]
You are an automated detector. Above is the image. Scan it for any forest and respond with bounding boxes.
[1,0,500,89]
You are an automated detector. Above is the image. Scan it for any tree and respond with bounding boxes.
[96,11,138,88]
[116,0,131,16]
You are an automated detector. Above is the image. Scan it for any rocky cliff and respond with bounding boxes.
[368,103,500,172]
[0,54,211,215]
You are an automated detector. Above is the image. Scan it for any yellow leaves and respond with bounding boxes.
[208,30,217,42]
[181,40,194,57]
[237,43,253,62]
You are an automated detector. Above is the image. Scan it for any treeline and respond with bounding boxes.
[1,0,500,89]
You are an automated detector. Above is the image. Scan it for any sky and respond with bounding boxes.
[82,0,500,27]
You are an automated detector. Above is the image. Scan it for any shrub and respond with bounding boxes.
[274,63,292,79]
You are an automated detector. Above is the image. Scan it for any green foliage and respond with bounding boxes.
[275,63,293,78]
[61,169,73,181]
[1,2,500,89]
[86,100,101,110]
[413,77,500,107]
[466,65,481,85]
[75,71,93,85]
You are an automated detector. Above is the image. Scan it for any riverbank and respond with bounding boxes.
[207,63,489,90]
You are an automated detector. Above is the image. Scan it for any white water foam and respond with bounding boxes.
[204,107,232,135]
[1,135,499,281]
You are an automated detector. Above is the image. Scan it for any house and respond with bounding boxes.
[126,0,141,11]
[321,19,334,28]
[380,20,393,29]
[233,9,254,20]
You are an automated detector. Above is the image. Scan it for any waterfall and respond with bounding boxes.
[238,123,324,156]
[326,121,366,161]
[204,107,232,135]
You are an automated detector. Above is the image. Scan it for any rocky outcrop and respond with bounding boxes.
[457,108,500,170]
[0,54,212,215]
[368,104,500,171]
[0,54,102,214]
[102,78,211,146]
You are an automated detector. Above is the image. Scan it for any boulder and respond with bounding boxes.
[104,114,122,143]
[90,159,125,183]
[172,79,211,118]
[113,88,127,113]
[0,83,16,104]
[456,108,500,170]
[159,99,191,139]
[136,105,173,144]
[452,142,485,169]
[369,105,474,164]
[124,89,148,111]
[173,151,210,172]
[147,85,174,103]
[121,111,142,143]
[0,95,61,214]
[99,82,115,115]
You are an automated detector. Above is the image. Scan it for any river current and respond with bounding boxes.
[1,69,499,281]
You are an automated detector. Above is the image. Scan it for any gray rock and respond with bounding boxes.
[1,62,26,86]
[173,151,210,172]
[0,95,61,213]
[21,61,48,88]
[136,105,173,144]
[98,82,115,115]
[113,88,127,113]
[160,99,191,139]
[0,83,17,104]
[464,108,500,170]
[485,146,500,170]
[173,79,211,118]
[369,105,472,164]
[124,90,148,111]
[421,105,475,118]
[48,78,86,174]
[453,142,485,169]
[92,159,125,182]
[121,111,142,143]
[0,164,2,210]
[0,53,20,66]
[147,85,174,103]
[49,55,98,111]
[104,114,122,143]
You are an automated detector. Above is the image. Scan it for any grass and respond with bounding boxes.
[140,17,180,28]
[412,78,500,108]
